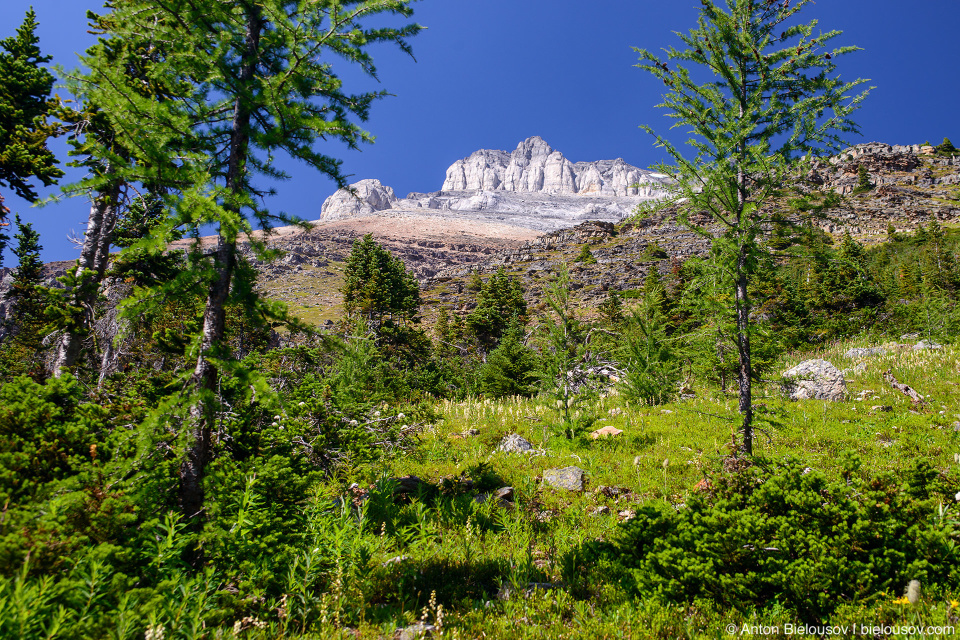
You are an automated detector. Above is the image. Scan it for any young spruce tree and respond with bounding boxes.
[0,10,62,263]
[635,0,868,453]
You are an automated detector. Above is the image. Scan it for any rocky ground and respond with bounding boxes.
[3,142,958,330]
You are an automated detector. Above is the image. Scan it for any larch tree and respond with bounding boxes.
[86,0,421,526]
[635,0,868,454]
[50,2,184,378]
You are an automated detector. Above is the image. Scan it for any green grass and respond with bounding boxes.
[263,335,959,638]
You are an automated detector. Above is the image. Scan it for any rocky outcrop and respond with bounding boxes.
[319,178,396,220]
[782,359,847,401]
[441,136,670,197]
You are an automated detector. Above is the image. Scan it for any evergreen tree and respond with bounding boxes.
[635,0,868,453]
[854,164,872,193]
[0,10,62,265]
[0,216,48,379]
[478,317,538,398]
[466,269,483,293]
[598,290,625,326]
[538,264,594,439]
[342,234,420,324]
[575,243,598,264]
[619,285,682,406]
[0,10,62,207]
[466,267,527,350]
[936,137,957,155]
[86,0,421,528]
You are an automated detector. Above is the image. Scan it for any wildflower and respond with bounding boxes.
[633,456,641,466]
[956,491,960,502]
[662,458,670,469]
[892,596,910,605]
[950,599,959,609]
[145,625,165,640]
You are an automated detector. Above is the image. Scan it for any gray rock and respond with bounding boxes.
[543,466,586,492]
[441,136,671,198]
[319,178,396,220]
[474,487,515,509]
[497,434,533,453]
[782,359,847,401]
[913,340,943,351]
[844,347,887,359]
[398,624,435,640]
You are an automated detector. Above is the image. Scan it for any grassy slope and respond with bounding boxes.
[265,337,959,639]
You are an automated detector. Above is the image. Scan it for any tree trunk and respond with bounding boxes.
[735,242,753,455]
[179,6,261,528]
[52,178,120,377]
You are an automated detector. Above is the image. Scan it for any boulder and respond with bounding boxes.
[782,359,846,401]
[844,347,887,359]
[543,466,586,492]
[590,425,623,439]
[913,340,943,351]
[497,434,533,453]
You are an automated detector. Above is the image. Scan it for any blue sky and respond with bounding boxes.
[2,0,958,263]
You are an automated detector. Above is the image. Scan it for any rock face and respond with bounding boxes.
[318,137,672,227]
[543,466,586,492]
[319,178,396,220]
[442,136,667,197]
[782,359,847,401]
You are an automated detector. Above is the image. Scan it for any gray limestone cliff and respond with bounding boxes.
[319,179,397,221]
[318,137,671,228]
[441,136,667,197]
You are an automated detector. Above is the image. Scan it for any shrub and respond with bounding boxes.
[583,458,960,621]
[575,244,597,264]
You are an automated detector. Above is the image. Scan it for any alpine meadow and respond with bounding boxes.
[1,1,960,639]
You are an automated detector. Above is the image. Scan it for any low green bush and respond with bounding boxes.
[583,456,960,621]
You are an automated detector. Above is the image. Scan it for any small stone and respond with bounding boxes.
[617,509,636,521]
[913,340,943,351]
[590,425,624,439]
[901,333,920,340]
[661,409,673,414]
[591,506,611,516]
[497,434,534,453]
[494,486,515,502]
[543,466,586,492]
[871,405,893,413]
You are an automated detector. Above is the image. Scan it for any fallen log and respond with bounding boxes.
[882,369,926,406]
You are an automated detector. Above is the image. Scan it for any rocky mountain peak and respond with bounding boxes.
[440,136,666,197]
